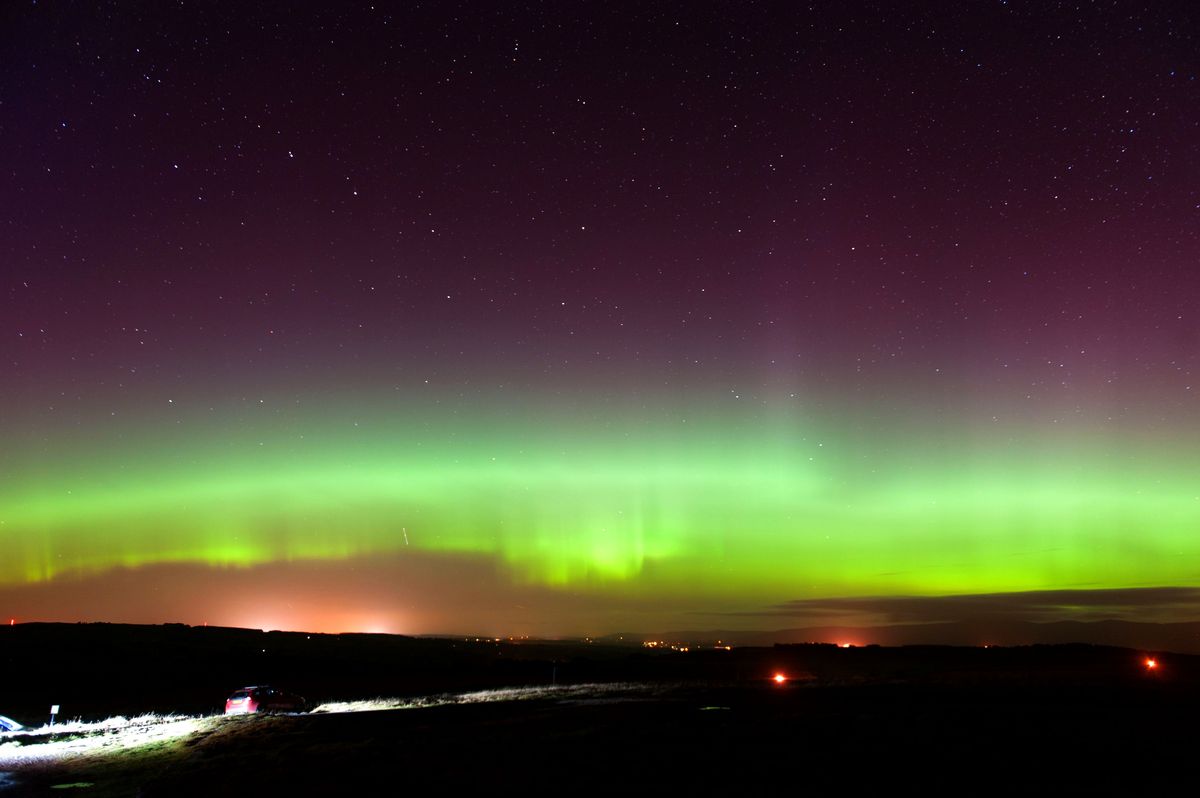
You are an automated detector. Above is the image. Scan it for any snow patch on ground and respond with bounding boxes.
[308,682,651,715]
[0,683,654,771]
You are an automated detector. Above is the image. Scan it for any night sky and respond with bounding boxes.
[3,2,1199,640]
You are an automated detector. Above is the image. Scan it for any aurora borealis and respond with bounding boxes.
[6,412,1200,599]
[3,2,1200,640]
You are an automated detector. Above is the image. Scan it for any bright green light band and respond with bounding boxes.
[2,417,1197,601]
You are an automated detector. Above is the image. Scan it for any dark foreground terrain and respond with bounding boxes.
[2,624,1197,794]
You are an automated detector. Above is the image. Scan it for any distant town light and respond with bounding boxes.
[773,673,787,684]
[1145,658,1158,670]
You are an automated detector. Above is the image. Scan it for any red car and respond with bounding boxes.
[224,686,306,715]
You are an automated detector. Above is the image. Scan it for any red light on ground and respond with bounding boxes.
[1145,658,1158,670]
[773,673,787,684]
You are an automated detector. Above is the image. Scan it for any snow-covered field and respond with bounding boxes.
[0,682,649,773]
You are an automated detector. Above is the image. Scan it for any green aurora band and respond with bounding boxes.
[3,408,1198,606]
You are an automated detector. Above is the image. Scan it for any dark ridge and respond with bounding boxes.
[0,622,1192,723]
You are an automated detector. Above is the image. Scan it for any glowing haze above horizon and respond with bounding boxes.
[3,2,1200,642]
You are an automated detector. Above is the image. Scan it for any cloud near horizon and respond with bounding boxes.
[750,587,1200,626]
[6,551,1200,643]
